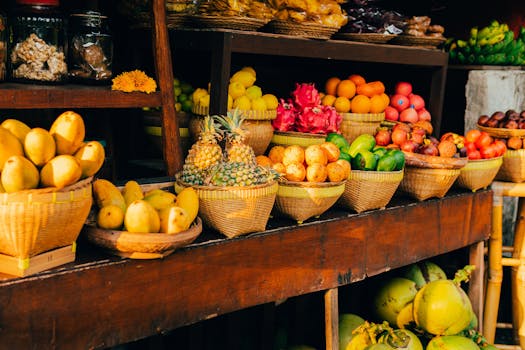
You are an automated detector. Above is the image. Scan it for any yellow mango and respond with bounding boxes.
[1,119,31,144]
[121,180,144,207]
[49,111,85,155]
[143,189,176,210]
[24,127,56,167]
[0,181,4,193]
[0,126,24,171]
[92,178,127,211]
[1,155,39,193]
[124,199,160,233]
[40,155,82,189]
[74,141,106,178]
[175,186,199,227]
[159,205,189,234]
[97,205,125,230]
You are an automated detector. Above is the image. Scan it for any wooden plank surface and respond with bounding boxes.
[0,190,492,349]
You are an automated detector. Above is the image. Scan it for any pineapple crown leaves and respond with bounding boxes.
[214,108,247,141]
[199,115,223,143]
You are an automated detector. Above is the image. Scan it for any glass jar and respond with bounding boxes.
[9,0,67,84]
[0,10,7,81]
[68,11,113,84]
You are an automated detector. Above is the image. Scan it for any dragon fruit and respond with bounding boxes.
[292,83,320,110]
[323,105,342,133]
[272,98,297,132]
[296,106,326,134]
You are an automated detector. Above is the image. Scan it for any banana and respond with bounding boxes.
[122,180,144,207]
[143,189,176,210]
[93,179,127,212]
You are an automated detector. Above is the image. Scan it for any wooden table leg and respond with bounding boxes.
[325,288,339,350]
[469,240,485,332]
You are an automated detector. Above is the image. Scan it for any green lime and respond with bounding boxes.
[174,86,182,97]
[173,78,180,87]
[178,93,188,102]
[181,82,193,94]
[181,99,193,112]
[338,151,351,162]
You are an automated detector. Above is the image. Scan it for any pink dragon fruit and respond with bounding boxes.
[296,106,327,134]
[323,105,342,133]
[272,98,297,132]
[292,83,320,110]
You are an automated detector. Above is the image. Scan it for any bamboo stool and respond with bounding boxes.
[485,181,525,349]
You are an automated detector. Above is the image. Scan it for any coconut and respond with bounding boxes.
[339,313,366,350]
[378,329,423,350]
[364,344,393,350]
[400,261,447,289]
[426,335,479,350]
[373,277,418,327]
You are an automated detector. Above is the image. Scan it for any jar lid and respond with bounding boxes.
[16,0,59,5]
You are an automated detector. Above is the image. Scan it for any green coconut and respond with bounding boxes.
[412,267,474,336]
[373,277,418,327]
[426,335,479,350]
[400,261,447,289]
[378,329,423,350]
[339,313,366,350]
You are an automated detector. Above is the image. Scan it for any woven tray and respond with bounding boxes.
[338,170,403,213]
[83,217,202,259]
[334,33,396,44]
[188,15,267,31]
[478,124,525,138]
[274,180,345,223]
[403,152,468,169]
[399,167,460,201]
[455,157,503,192]
[264,20,339,40]
[496,149,525,182]
[270,131,326,148]
[390,35,446,48]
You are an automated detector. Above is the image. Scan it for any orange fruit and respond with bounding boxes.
[334,96,351,113]
[351,95,371,113]
[256,155,273,167]
[356,83,376,98]
[379,93,390,109]
[325,77,341,96]
[370,94,386,113]
[368,81,385,95]
[336,79,357,99]
[348,74,366,86]
[321,94,337,107]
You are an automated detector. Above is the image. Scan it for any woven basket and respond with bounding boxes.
[0,177,93,259]
[478,124,525,138]
[455,157,503,192]
[274,180,345,223]
[264,20,339,40]
[390,35,446,48]
[399,167,461,201]
[338,170,403,213]
[403,152,468,169]
[244,119,274,155]
[270,131,326,148]
[340,112,385,144]
[334,32,396,44]
[188,15,267,31]
[176,179,278,238]
[495,149,525,183]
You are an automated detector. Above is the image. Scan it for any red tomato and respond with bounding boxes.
[492,140,507,157]
[468,149,482,160]
[465,129,481,144]
[480,144,497,159]
[475,132,493,149]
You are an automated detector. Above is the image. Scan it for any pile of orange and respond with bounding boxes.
[322,74,390,114]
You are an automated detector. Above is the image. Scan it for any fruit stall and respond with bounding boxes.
[1,0,525,349]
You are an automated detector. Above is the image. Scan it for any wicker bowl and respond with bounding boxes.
[274,180,346,223]
[0,177,93,259]
[455,157,503,192]
[175,178,278,238]
[340,112,385,144]
[338,170,403,213]
[399,167,461,201]
[495,149,525,183]
[270,131,326,148]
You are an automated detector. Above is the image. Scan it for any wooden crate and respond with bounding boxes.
[0,244,76,277]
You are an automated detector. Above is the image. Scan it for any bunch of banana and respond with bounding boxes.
[446,20,525,66]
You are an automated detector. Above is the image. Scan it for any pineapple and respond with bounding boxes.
[206,161,278,187]
[215,109,256,166]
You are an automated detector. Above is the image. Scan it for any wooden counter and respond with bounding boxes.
[0,190,492,349]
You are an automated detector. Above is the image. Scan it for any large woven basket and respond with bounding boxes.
[274,180,346,223]
[0,177,93,259]
[176,179,278,238]
[270,131,326,148]
[338,170,403,213]
[456,157,503,192]
[496,149,525,183]
[399,167,461,201]
[340,112,385,144]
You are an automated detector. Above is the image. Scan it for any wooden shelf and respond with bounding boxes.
[0,190,491,349]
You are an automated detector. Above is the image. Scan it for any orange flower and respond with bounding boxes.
[111,70,157,94]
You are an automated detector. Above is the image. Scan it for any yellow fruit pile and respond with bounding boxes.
[0,111,105,193]
[93,179,199,234]
[322,74,390,114]
[258,142,351,183]
[192,66,279,112]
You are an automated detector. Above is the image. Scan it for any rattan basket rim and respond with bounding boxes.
[0,176,93,199]
[333,32,396,44]
[390,34,446,48]
[191,105,277,120]
[265,19,338,39]
[277,179,346,188]
[478,124,525,138]
[189,14,267,30]
[176,178,277,192]
[403,152,468,169]
[272,130,327,139]
[341,112,386,122]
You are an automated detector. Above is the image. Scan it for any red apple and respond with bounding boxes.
[390,94,410,112]
[399,107,418,123]
[375,129,392,146]
[395,81,413,96]
[384,106,399,121]
[417,108,431,121]
[392,122,411,133]
[409,94,425,111]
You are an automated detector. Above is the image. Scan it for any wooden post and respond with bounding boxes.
[469,240,485,332]
[325,288,339,350]
[512,197,525,348]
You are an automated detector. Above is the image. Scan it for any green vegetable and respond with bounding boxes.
[346,134,376,158]
[376,154,397,172]
[326,132,350,150]
[373,146,388,158]
[338,151,351,162]
[351,150,378,171]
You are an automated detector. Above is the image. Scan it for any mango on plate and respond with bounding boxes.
[93,178,127,212]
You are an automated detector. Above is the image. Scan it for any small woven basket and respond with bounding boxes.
[478,124,525,138]
[340,112,385,144]
[399,167,461,201]
[495,149,525,183]
[456,157,503,192]
[274,180,345,223]
[176,179,278,238]
[0,177,93,259]
[270,131,326,148]
[264,20,339,40]
[338,170,403,213]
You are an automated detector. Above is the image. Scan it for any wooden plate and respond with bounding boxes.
[478,124,525,138]
[403,151,468,169]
